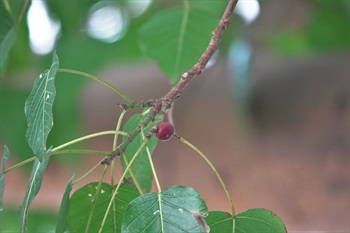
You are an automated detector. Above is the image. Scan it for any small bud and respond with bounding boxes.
[156,122,174,141]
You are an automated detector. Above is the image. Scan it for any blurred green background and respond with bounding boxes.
[1,0,349,232]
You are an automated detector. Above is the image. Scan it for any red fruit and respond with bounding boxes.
[156,122,174,141]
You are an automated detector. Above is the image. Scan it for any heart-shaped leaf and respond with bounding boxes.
[25,51,59,161]
[67,182,139,233]
[122,185,208,233]
[206,209,287,233]
[138,8,218,84]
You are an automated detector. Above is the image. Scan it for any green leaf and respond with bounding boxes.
[55,173,74,233]
[0,1,17,68]
[0,145,10,210]
[206,211,233,233]
[236,208,287,233]
[138,8,218,84]
[206,209,287,233]
[25,51,59,161]
[67,182,139,233]
[121,113,158,192]
[19,156,50,233]
[122,185,208,233]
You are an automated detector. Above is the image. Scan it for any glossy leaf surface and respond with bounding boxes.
[25,51,59,161]
[122,185,208,233]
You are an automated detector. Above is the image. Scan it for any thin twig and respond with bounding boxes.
[101,0,239,165]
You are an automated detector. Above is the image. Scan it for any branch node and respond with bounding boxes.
[118,103,127,110]
[142,99,154,108]
[127,133,134,141]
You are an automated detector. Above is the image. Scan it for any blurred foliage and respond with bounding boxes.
[270,0,350,55]
[0,0,16,68]
[0,87,32,162]
[1,208,57,232]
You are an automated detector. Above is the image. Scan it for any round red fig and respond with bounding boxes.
[156,122,174,141]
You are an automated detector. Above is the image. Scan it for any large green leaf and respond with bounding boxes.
[19,156,50,233]
[121,113,158,192]
[0,145,10,210]
[67,182,139,233]
[25,51,59,161]
[122,185,208,233]
[56,173,74,233]
[138,7,218,84]
[206,209,287,233]
[0,1,16,68]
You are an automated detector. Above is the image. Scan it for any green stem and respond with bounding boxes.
[111,110,126,185]
[4,149,108,174]
[4,130,121,174]
[122,154,144,194]
[49,149,109,156]
[141,128,161,192]
[53,130,127,151]
[140,108,151,117]
[4,157,35,174]
[176,135,236,218]
[58,68,134,104]
[113,111,127,150]
[72,158,106,185]
[85,165,109,233]
[98,140,148,233]
[110,110,127,232]
[110,110,143,194]
[142,129,164,232]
